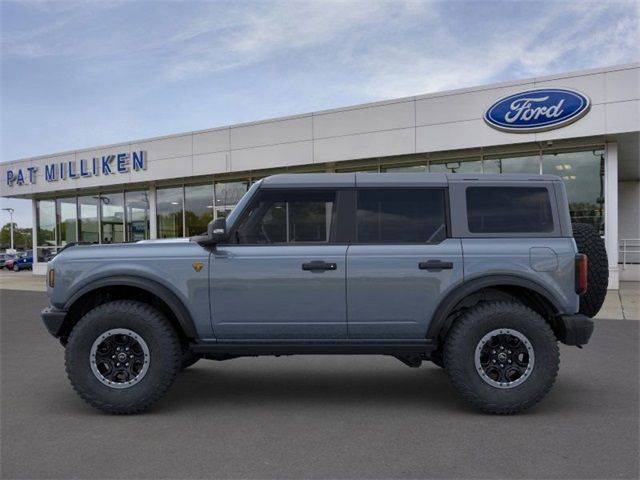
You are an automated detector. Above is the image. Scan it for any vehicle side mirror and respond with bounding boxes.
[192,217,228,246]
[208,217,228,244]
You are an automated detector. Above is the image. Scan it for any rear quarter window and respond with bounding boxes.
[466,186,554,233]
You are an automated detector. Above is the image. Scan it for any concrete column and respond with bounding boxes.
[605,142,619,290]
[31,199,45,275]
[149,185,157,239]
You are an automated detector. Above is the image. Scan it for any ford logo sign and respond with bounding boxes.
[484,88,591,133]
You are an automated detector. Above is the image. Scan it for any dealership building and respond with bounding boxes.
[1,63,638,286]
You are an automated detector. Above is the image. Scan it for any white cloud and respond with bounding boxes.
[163,1,404,80]
[351,0,640,99]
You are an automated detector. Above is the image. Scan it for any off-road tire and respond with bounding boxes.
[181,350,201,370]
[572,223,608,317]
[430,350,444,368]
[65,300,182,414]
[444,301,559,414]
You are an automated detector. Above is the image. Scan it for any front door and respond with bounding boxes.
[210,188,347,339]
[346,188,464,339]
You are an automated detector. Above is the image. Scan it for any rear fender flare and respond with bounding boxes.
[426,274,564,340]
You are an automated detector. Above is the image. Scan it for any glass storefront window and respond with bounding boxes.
[185,184,214,237]
[100,193,124,243]
[483,155,541,174]
[384,164,428,172]
[430,159,482,173]
[125,191,150,242]
[78,195,100,243]
[56,197,77,246]
[335,165,379,173]
[157,187,184,238]
[214,181,248,218]
[36,200,56,247]
[543,150,604,233]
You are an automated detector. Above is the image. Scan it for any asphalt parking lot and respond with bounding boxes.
[1,289,638,479]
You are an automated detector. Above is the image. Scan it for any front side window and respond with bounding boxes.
[356,189,447,243]
[466,187,553,233]
[235,190,335,244]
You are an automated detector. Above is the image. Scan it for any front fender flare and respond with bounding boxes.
[63,275,197,338]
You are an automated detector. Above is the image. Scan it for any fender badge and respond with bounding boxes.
[192,262,205,273]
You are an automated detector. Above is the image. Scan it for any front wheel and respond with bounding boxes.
[65,300,182,414]
[13,264,19,272]
[181,350,201,370]
[443,301,559,414]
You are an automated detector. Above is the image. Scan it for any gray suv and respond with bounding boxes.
[41,173,608,414]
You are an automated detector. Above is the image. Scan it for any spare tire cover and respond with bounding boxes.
[572,223,609,317]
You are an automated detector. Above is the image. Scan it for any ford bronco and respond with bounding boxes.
[41,173,608,414]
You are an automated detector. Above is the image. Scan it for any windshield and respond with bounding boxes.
[224,180,262,229]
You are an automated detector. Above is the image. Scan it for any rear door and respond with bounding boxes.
[346,187,463,339]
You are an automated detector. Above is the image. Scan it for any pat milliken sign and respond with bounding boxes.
[5,151,147,187]
[484,88,591,133]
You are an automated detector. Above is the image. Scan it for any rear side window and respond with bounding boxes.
[466,187,554,233]
[356,189,447,243]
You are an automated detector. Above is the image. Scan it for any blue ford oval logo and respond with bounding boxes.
[484,88,591,133]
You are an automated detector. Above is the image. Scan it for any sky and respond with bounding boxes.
[1,0,639,227]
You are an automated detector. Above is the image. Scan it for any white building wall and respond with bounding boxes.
[2,63,638,198]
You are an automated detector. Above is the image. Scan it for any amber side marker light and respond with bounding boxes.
[48,269,55,288]
[575,254,588,295]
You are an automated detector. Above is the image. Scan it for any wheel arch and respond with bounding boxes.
[427,274,564,342]
[59,275,197,344]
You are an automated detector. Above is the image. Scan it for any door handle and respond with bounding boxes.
[419,260,453,271]
[302,261,337,272]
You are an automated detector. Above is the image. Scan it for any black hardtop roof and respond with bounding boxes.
[260,172,561,188]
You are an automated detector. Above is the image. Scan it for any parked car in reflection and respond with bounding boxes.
[0,253,16,269]
[11,251,44,271]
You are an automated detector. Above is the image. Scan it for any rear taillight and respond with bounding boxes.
[575,254,588,295]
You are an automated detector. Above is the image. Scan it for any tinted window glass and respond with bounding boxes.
[185,184,214,237]
[356,189,447,243]
[466,187,553,233]
[236,190,335,244]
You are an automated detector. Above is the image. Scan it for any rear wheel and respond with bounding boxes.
[444,301,559,414]
[65,300,182,414]
[429,350,444,368]
[13,264,19,272]
[572,223,608,317]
